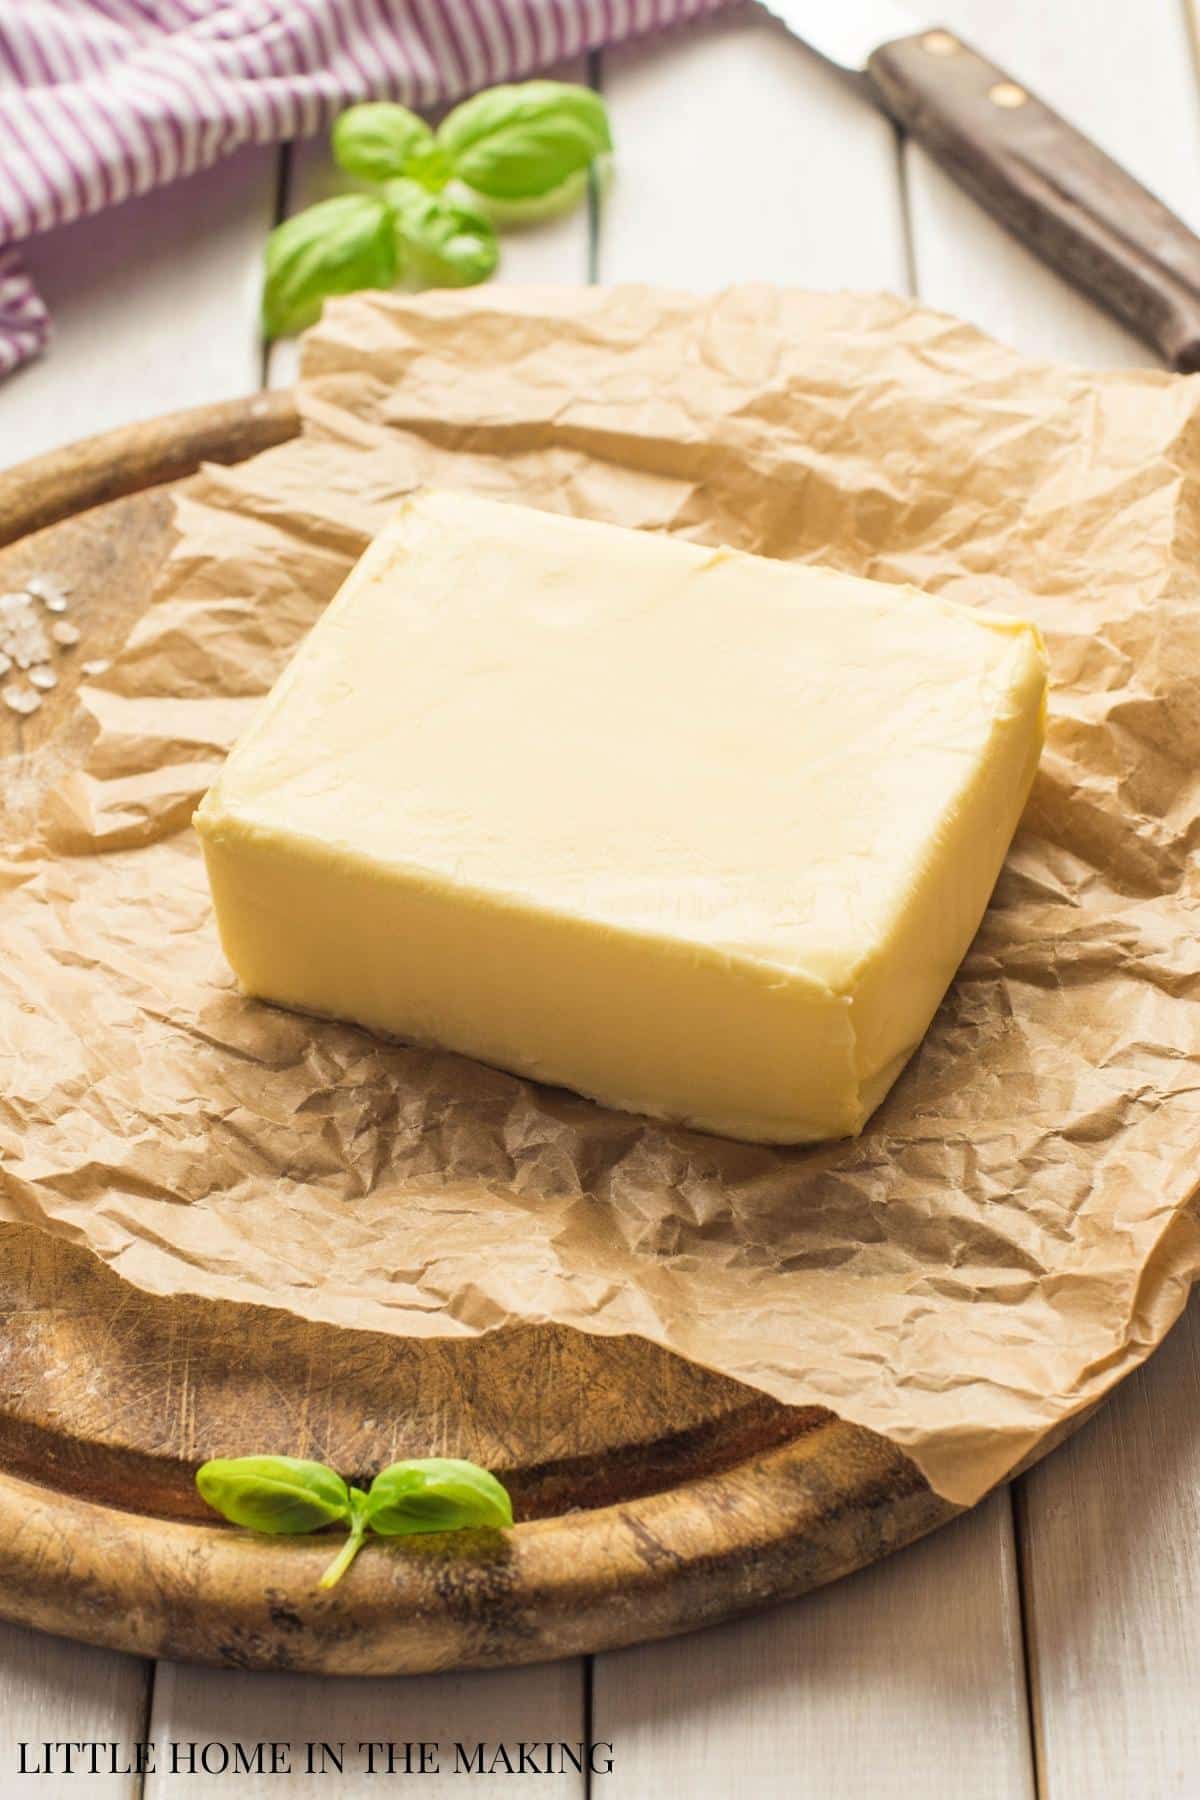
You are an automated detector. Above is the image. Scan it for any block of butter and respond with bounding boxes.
[195,491,1046,1145]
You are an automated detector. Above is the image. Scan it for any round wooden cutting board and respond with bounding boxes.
[0,398,992,1674]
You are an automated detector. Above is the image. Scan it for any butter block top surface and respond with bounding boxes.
[198,489,1045,1002]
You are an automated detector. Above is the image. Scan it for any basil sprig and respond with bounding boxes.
[196,1453,514,1589]
[262,81,611,337]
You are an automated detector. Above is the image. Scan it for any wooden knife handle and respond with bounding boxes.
[867,28,1200,371]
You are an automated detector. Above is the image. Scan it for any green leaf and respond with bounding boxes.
[332,102,434,181]
[261,194,397,340]
[195,1456,352,1535]
[437,81,611,200]
[364,1458,514,1536]
[386,179,499,288]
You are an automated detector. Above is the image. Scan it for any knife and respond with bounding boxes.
[760,0,1200,371]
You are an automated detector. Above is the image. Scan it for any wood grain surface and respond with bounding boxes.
[0,394,963,1673]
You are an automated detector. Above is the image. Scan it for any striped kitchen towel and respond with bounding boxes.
[0,0,726,382]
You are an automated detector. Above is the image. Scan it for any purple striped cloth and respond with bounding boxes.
[0,0,723,383]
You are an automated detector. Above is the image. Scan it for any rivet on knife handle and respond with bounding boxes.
[866,29,1200,372]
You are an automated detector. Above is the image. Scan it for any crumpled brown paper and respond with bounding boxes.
[4,284,1200,1508]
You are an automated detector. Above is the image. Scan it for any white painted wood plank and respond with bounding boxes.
[594,1492,1034,1799]
[595,10,908,290]
[146,1657,586,1796]
[0,1620,149,1795]
[907,0,1200,366]
[267,63,592,390]
[1017,1296,1200,1800]
[0,147,279,470]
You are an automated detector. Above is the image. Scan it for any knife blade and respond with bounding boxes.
[760,0,926,77]
[759,0,1200,371]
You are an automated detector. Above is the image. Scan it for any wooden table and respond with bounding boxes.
[2,4,1199,1793]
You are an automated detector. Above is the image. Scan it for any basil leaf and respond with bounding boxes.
[468,167,592,229]
[332,102,434,182]
[261,194,396,340]
[196,1456,353,1535]
[365,1458,514,1536]
[386,180,499,288]
[437,82,611,200]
